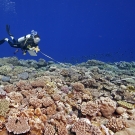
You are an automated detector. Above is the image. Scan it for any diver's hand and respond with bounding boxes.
[29,46,40,53]
[29,47,35,51]
[34,46,40,53]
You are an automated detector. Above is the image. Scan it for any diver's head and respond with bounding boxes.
[33,34,40,44]
[31,30,40,44]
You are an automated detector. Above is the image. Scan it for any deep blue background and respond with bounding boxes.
[0,0,135,63]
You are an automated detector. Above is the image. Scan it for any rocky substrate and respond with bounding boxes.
[0,57,135,135]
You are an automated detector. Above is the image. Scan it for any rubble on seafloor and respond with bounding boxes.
[0,57,135,135]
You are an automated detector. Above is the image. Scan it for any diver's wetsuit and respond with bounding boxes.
[8,35,38,50]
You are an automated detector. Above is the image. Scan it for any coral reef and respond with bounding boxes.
[0,57,135,134]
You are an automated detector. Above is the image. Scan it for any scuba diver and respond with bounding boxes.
[0,25,40,56]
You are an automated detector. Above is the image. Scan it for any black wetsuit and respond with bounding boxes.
[8,35,38,51]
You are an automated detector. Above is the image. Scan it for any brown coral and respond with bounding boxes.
[46,104,57,115]
[30,80,45,87]
[29,97,42,108]
[97,97,116,118]
[44,123,55,135]
[71,118,102,135]
[51,93,61,101]
[72,82,85,91]
[7,91,23,103]
[42,97,54,107]
[4,84,16,93]
[5,116,30,134]
[106,117,128,132]
[81,101,99,117]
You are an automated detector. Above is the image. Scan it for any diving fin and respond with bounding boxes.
[0,39,5,45]
[6,25,13,36]
[27,50,37,56]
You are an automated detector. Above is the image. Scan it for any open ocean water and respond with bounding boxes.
[0,0,135,64]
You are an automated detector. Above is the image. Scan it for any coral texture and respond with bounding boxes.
[0,99,9,116]
[98,97,116,118]
[71,119,102,135]
[44,123,55,135]
[81,101,99,116]
[106,117,127,132]
[5,116,30,134]
[117,101,134,109]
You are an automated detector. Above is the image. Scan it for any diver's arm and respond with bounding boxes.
[29,45,40,53]
[17,34,31,43]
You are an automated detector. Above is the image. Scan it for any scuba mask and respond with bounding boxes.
[31,30,37,37]
[31,30,40,44]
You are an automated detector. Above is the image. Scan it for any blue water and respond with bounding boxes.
[0,0,135,64]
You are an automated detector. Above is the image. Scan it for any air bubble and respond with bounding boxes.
[0,0,17,14]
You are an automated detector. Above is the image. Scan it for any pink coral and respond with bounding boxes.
[106,117,127,132]
[71,118,102,135]
[42,97,54,107]
[5,116,30,134]
[29,97,42,108]
[97,97,116,118]
[81,101,99,117]
[51,93,61,101]
[30,80,45,87]
[7,91,23,103]
[72,82,85,91]
[44,123,55,135]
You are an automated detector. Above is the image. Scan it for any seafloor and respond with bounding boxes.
[0,57,135,135]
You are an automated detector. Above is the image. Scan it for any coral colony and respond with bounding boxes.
[0,57,135,135]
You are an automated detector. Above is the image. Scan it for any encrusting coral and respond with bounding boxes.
[72,82,85,91]
[0,99,9,116]
[97,97,117,118]
[117,101,134,109]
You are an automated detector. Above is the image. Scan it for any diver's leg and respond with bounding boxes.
[4,38,19,48]
[6,25,17,43]
[0,39,6,45]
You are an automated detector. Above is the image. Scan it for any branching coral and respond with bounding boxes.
[5,116,30,134]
